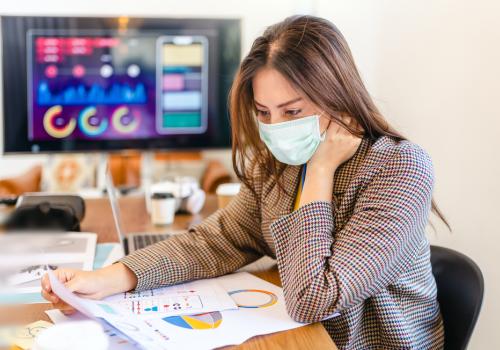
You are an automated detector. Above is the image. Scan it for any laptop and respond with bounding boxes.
[105,171,172,255]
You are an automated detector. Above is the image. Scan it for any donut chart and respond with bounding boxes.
[43,105,76,138]
[228,289,278,309]
[78,106,108,136]
[112,106,140,134]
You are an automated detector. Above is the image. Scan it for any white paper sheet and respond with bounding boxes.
[46,310,138,350]
[47,272,316,350]
[104,278,237,319]
[47,270,170,350]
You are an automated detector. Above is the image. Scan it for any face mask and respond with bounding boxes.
[258,114,325,166]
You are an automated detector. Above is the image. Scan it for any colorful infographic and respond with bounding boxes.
[156,36,208,134]
[117,295,203,316]
[104,278,237,320]
[28,32,208,141]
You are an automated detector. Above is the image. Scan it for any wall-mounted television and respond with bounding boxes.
[1,16,240,153]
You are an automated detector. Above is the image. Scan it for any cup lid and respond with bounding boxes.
[151,192,175,199]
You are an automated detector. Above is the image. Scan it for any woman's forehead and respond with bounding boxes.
[252,67,303,107]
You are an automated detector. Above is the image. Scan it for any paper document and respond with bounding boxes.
[47,272,315,350]
[46,310,137,350]
[47,270,169,350]
[104,278,237,319]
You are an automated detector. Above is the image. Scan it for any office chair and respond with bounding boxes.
[430,245,484,350]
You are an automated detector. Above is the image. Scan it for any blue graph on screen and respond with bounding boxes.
[37,81,147,106]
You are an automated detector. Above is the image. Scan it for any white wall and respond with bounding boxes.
[317,1,500,349]
[1,1,499,348]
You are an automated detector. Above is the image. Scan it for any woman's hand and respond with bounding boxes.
[298,115,362,208]
[41,262,138,314]
[308,115,362,173]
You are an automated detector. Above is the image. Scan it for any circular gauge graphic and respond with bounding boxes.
[228,289,278,309]
[112,106,140,134]
[78,106,108,136]
[43,105,76,138]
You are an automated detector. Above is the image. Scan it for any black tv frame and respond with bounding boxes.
[1,15,240,154]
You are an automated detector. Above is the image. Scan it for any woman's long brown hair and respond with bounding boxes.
[229,15,449,229]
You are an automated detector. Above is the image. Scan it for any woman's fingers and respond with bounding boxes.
[57,269,77,284]
[41,268,76,303]
[41,270,78,313]
[40,267,111,316]
[53,299,76,315]
[41,273,59,304]
[64,275,84,293]
[41,286,59,304]
[41,273,51,294]
[61,308,77,316]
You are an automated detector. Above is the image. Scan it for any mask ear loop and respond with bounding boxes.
[318,111,330,142]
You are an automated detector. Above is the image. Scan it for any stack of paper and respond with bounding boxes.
[46,272,309,350]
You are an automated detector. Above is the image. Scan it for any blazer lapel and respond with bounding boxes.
[332,137,371,226]
[263,165,301,219]
[260,164,301,255]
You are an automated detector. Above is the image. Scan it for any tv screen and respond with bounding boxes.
[1,16,240,153]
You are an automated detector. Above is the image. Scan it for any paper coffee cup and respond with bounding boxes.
[151,192,176,225]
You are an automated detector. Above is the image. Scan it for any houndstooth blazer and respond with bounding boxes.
[121,136,444,350]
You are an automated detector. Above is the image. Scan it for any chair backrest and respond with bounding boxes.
[430,245,484,350]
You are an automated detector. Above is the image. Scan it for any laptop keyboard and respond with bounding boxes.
[133,233,171,250]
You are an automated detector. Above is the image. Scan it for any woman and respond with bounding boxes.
[42,15,445,349]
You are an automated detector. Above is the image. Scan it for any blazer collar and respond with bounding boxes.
[333,137,371,194]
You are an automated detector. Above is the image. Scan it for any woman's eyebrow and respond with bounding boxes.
[254,97,303,109]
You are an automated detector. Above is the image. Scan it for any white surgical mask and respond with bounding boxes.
[258,114,325,165]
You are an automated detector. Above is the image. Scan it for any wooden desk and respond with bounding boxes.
[8,195,337,350]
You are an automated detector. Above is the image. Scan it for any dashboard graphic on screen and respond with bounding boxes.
[27,31,208,141]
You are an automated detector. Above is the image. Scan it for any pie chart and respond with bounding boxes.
[162,311,222,330]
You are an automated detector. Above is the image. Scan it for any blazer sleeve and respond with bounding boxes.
[269,144,435,323]
[120,165,267,291]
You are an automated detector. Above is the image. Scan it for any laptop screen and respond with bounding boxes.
[104,171,126,249]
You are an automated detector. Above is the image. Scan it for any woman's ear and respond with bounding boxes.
[338,114,364,135]
[318,116,331,134]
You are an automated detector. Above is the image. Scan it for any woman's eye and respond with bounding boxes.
[286,109,302,116]
[256,109,270,118]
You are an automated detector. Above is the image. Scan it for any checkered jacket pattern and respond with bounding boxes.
[121,136,444,350]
